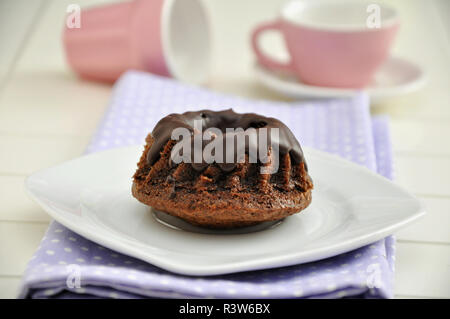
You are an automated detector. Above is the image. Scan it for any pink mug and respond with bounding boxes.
[64,0,211,84]
[251,0,400,88]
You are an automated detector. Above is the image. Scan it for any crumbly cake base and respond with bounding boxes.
[132,181,312,228]
[132,133,313,229]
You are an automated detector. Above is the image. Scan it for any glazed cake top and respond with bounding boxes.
[146,109,306,172]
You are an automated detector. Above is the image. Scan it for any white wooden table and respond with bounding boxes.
[0,0,449,299]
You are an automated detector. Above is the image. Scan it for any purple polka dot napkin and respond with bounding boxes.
[19,71,395,299]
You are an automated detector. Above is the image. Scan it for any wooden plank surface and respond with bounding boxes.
[0,0,45,87]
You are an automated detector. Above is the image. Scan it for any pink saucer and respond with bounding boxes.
[254,56,426,104]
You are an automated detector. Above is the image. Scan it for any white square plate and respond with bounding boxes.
[25,146,425,276]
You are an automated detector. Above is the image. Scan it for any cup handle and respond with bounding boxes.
[251,20,292,72]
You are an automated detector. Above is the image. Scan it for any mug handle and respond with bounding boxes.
[251,20,292,72]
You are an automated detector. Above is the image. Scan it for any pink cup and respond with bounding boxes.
[251,0,400,88]
[64,0,211,84]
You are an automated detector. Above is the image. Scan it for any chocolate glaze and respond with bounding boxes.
[146,109,306,171]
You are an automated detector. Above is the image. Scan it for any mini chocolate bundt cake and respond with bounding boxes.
[132,109,313,228]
